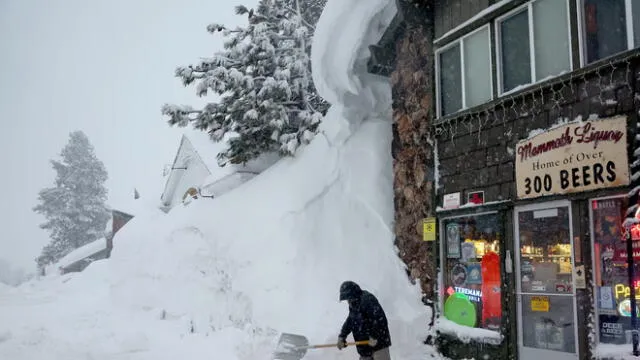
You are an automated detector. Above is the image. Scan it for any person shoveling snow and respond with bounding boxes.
[337,281,391,360]
[272,281,392,360]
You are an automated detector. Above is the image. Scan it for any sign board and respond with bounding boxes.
[515,116,629,199]
[574,265,586,289]
[531,295,550,312]
[599,286,615,310]
[423,218,436,241]
[467,191,485,205]
[443,192,461,209]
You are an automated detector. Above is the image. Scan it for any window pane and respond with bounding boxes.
[591,197,634,345]
[533,0,570,80]
[500,9,531,92]
[463,27,492,108]
[439,44,462,116]
[443,214,501,332]
[583,0,627,63]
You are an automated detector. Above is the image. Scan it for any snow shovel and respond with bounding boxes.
[273,332,369,360]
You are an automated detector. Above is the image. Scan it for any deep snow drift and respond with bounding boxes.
[0,0,436,359]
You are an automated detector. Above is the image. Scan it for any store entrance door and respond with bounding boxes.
[514,201,578,360]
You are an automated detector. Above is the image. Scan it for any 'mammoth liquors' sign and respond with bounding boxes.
[515,116,629,199]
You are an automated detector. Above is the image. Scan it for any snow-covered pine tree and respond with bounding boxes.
[283,0,326,27]
[33,131,110,268]
[162,0,329,166]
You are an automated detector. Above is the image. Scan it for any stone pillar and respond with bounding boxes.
[390,8,435,298]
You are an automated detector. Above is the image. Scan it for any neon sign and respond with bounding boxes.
[614,283,640,301]
[617,299,640,317]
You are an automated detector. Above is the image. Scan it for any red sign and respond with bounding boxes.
[468,191,484,205]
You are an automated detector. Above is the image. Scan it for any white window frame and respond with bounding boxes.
[435,24,493,118]
[577,0,637,67]
[495,0,573,96]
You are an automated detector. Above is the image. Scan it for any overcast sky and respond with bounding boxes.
[0,0,249,270]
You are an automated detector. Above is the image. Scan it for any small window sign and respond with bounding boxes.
[531,295,550,312]
[467,191,485,205]
[443,192,461,209]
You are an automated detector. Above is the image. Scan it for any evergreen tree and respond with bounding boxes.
[34,131,110,268]
[283,0,326,27]
[162,0,329,166]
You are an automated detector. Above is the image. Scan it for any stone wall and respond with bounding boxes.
[434,52,640,204]
[390,19,437,297]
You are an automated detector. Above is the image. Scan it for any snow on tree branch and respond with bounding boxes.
[163,0,328,165]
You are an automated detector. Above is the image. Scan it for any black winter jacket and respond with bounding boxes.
[339,290,391,356]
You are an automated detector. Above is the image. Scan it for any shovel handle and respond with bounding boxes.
[311,340,370,349]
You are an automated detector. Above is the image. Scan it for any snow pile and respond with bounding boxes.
[0,0,437,359]
[55,238,107,270]
[595,343,640,359]
[311,0,397,144]
[111,194,165,219]
[436,318,501,344]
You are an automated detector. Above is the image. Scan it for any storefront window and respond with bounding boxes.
[442,213,502,332]
[591,196,636,344]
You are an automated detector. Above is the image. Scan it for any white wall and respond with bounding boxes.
[166,140,211,208]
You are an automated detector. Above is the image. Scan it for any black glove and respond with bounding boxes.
[337,337,347,350]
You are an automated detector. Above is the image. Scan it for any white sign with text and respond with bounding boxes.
[515,116,629,199]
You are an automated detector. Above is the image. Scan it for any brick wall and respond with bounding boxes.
[434,53,640,204]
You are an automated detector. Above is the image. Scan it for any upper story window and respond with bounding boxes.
[496,0,572,94]
[436,25,492,117]
[432,0,640,119]
[581,0,640,64]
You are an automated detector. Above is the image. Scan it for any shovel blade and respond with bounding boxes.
[273,333,310,360]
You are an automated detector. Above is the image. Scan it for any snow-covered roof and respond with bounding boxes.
[160,130,225,206]
[109,196,164,218]
[181,129,227,174]
[57,238,108,269]
[182,129,280,176]
[161,129,280,202]
[201,151,280,188]
[201,172,257,198]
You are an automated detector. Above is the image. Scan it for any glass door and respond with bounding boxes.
[515,201,579,360]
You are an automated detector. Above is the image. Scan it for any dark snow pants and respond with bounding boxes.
[359,347,391,360]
